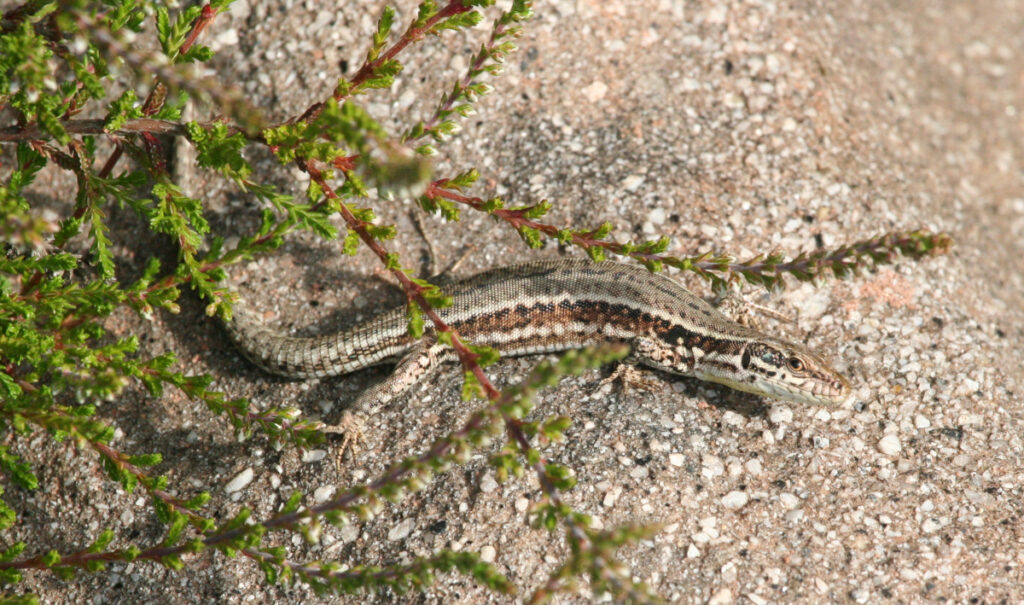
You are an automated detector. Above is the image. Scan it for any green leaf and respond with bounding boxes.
[0,542,26,563]
[12,143,47,192]
[89,208,115,279]
[0,447,38,490]
[446,169,478,190]
[0,373,24,399]
[517,226,543,248]
[88,529,115,553]
[186,121,252,184]
[362,59,403,89]
[468,344,499,368]
[368,7,396,61]
[342,229,360,255]
[155,7,171,50]
[0,497,17,531]
[103,90,144,132]
[431,10,484,33]
[461,371,484,401]
[414,0,439,29]
[41,550,60,567]
[183,492,211,510]
[407,302,425,338]
[127,453,162,467]
[156,5,203,61]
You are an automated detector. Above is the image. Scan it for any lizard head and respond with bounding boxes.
[698,338,851,406]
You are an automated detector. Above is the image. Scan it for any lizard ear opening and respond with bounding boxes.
[741,346,751,369]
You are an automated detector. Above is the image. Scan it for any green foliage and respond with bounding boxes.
[104,90,144,132]
[185,121,251,184]
[0,19,67,143]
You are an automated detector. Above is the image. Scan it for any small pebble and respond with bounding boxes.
[621,174,645,191]
[313,485,335,503]
[702,455,724,478]
[721,491,749,509]
[479,472,499,493]
[387,518,415,541]
[480,545,496,563]
[709,587,733,604]
[582,80,608,102]
[647,207,666,225]
[878,434,902,456]
[603,486,622,508]
[302,449,328,463]
[779,492,800,510]
[769,404,793,424]
[224,468,254,494]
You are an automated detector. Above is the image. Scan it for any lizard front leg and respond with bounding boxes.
[322,338,448,457]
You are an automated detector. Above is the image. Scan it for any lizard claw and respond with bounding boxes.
[321,412,367,463]
[599,363,661,393]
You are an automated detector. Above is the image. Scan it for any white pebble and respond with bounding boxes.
[387,518,415,541]
[877,434,902,456]
[709,587,733,605]
[603,485,622,508]
[302,449,328,463]
[779,492,800,510]
[582,80,608,102]
[961,377,980,393]
[224,468,254,494]
[769,404,793,424]
[702,454,724,478]
[313,485,336,503]
[721,491,749,509]
[621,174,645,191]
[212,29,239,49]
[480,545,496,563]
[722,411,746,427]
[479,472,499,493]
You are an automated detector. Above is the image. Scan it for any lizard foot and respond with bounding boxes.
[321,411,367,463]
[599,363,661,393]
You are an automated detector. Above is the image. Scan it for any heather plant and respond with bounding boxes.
[0,1,951,602]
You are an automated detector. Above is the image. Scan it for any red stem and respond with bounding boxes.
[305,161,500,400]
[297,0,473,125]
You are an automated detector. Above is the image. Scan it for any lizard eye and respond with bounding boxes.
[787,356,805,372]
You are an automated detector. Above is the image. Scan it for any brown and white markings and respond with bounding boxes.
[226,259,851,408]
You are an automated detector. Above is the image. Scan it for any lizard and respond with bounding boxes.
[225,258,852,440]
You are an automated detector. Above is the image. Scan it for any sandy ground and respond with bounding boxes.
[7,0,1023,602]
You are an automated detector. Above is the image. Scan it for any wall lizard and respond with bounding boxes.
[226,259,851,428]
